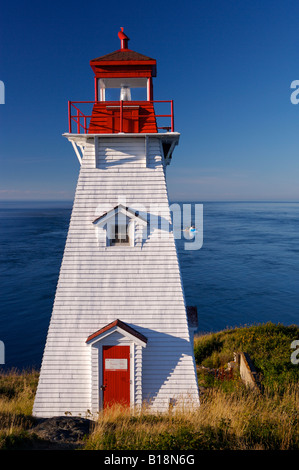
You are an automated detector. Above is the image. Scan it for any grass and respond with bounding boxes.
[0,322,298,450]
[0,369,39,449]
[84,383,298,450]
[194,322,299,391]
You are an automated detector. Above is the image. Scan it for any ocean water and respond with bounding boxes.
[0,201,298,369]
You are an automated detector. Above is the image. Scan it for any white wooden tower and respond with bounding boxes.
[33,29,200,418]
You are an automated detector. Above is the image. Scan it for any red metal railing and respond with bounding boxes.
[68,100,174,134]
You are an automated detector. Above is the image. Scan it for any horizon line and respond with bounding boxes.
[1,199,299,205]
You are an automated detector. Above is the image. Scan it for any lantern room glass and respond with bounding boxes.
[98,77,148,102]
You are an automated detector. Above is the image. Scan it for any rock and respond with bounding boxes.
[29,416,92,449]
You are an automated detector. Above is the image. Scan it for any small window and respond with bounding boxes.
[93,204,146,249]
[110,224,130,246]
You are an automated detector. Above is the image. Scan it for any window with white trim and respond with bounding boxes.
[93,204,147,249]
[110,223,130,246]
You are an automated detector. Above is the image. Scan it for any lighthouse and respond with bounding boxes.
[33,29,200,418]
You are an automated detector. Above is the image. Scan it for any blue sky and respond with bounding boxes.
[1,0,299,202]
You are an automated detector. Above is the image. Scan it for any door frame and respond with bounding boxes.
[86,320,147,416]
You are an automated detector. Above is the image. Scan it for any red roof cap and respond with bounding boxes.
[118,27,129,50]
[90,29,156,78]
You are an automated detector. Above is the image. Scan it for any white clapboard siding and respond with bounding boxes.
[33,135,200,418]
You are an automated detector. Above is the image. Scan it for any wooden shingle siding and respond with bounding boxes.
[33,135,199,418]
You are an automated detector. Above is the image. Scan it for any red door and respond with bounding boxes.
[107,106,139,133]
[102,345,130,408]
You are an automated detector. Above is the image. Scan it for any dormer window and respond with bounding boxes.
[106,213,134,247]
[93,204,148,249]
[110,223,130,246]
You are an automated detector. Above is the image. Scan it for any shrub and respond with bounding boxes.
[194,322,299,392]
[194,334,223,364]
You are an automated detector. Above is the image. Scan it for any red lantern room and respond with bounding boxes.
[68,28,174,134]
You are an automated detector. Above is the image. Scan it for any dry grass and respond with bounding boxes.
[0,323,298,450]
[84,383,299,450]
[0,369,38,449]
[0,369,297,450]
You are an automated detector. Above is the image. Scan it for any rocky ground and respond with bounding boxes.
[27,416,93,450]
